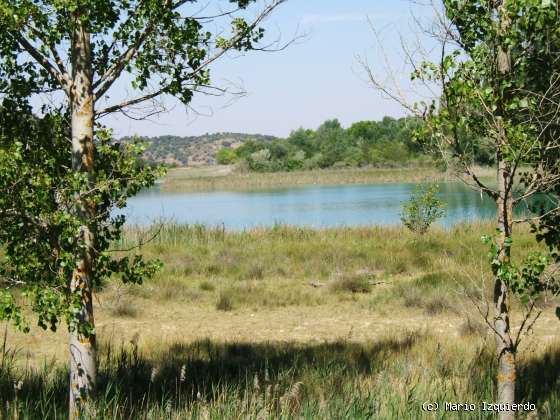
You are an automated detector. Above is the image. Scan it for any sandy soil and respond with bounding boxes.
[5,294,557,368]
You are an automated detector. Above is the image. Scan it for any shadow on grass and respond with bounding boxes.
[518,345,560,411]
[466,341,560,413]
[0,333,420,418]
[1,332,559,419]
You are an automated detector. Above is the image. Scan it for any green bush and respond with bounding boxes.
[400,184,447,235]
[214,117,430,172]
[216,147,238,164]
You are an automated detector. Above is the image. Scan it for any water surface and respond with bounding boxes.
[121,182,500,229]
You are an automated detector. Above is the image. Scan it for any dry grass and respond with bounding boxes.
[329,272,373,294]
[215,291,234,311]
[5,222,557,362]
[2,328,559,418]
[1,222,559,418]
[160,165,496,192]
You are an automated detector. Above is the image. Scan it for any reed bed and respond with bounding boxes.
[160,165,481,192]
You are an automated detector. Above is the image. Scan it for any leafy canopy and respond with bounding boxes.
[412,0,560,314]
[0,0,286,334]
[0,0,273,106]
[217,117,431,171]
[0,100,162,334]
[414,0,559,175]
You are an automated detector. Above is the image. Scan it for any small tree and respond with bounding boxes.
[365,1,560,418]
[400,183,446,235]
[0,0,288,414]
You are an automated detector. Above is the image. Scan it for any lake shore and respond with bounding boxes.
[160,164,496,192]
[4,222,558,417]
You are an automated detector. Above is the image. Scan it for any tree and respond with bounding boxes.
[0,101,162,416]
[400,183,446,235]
[0,0,288,414]
[365,1,560,418]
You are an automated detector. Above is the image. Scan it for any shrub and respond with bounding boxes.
[424,298,454,315]
[330,273,371,293]
[400,183,446,235]
[459,317,488,337]
[216,291,234,311]
[414,272,447,288]
[248,149,272,171]
[109,297,138,318]
[246,264,265,280]
[402,289,423,308]
[216,147,238,164]
[199,280,215,292]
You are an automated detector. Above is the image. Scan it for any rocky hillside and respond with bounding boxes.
[120,132,277,166]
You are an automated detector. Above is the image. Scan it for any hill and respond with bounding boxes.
[120,132,277,166]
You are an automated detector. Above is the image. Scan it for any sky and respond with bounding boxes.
[103,0,436,139]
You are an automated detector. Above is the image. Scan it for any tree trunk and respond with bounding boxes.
[494,149,516,420]
[493,3,516,419]
[68,19,97,417]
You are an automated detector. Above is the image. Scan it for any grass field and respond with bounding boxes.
[160,165,497,192]
[1,222,559,418]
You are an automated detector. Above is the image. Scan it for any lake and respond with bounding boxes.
[120,182,506,229]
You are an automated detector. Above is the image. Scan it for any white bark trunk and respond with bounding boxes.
[494,150,516,420]
[493,5,516,419]
[68,19,97,418]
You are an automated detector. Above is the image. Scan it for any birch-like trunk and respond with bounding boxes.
[68,19,97,417]
[493,4,515,414]
[494,148,516,420]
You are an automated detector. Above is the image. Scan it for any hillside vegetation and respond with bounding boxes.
[120,116,494,171]
[120,133,276,167]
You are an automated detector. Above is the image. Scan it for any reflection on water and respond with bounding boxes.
[119,182,503,229]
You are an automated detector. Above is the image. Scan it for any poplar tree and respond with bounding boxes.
[366,1,560,418]
[0,0,287,414]
[413,2,560,418]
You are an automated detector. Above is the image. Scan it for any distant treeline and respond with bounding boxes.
[217,117,496,172]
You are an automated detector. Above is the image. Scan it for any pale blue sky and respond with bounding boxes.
[105,0,435,139]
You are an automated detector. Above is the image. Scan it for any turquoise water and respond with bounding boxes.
[120,182,503,229]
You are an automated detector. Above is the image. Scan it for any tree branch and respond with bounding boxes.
[93,0,197,101]
[13,33,72,96]
[95,89,165,117]
[95,0,287,117]
[93,22,157,101]
[26,24,69,77]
